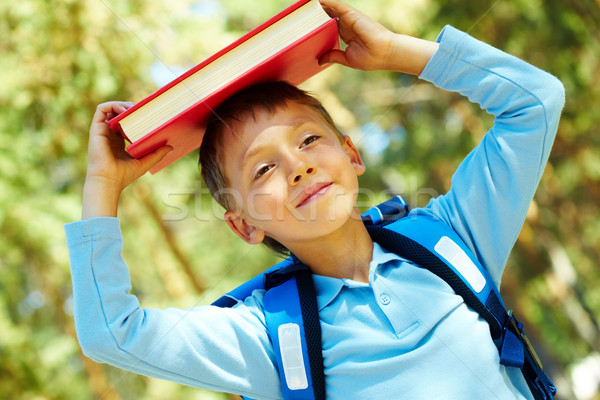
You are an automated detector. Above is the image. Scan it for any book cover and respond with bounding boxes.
[108,0,339,173]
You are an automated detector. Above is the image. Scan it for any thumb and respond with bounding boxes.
[319,49,350,67]
[138,145,174,172]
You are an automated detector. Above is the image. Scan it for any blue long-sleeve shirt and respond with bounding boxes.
[64,26,565,399]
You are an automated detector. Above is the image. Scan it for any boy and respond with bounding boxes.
[65,0,565,398]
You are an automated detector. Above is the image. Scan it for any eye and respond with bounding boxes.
[254,164,273,179]
[300,135,319,148]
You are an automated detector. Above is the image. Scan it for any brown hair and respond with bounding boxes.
[199,81,342,255]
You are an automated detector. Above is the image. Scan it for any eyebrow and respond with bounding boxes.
[242,118,315,167]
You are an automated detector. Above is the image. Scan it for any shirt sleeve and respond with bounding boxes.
[415,25,565,286]
[64,217,282,400]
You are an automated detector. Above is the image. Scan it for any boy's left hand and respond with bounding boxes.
[319,0,439,76]
[318,0,395,71]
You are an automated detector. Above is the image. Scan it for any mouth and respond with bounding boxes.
[296,182,333,208]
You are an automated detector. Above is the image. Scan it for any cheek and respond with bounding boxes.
[244,180,288,218]
[323,151,359,179]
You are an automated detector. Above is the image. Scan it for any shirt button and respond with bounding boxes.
[379,294,391,305]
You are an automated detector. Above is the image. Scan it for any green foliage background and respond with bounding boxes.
[1,0,598,399]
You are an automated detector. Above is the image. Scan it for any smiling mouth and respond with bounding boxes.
[296,182,333,208]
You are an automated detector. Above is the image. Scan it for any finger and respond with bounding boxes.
[319,4,336,19]
[96,101,123,115]
[319,49,350,67]
[137,145,174,173]
[94,102,133,122]
[320,2,362,42]
[121,101,136,111]
[91,102,134,137]
[319,0,355,16]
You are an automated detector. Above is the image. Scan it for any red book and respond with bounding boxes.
[108,0,340,173]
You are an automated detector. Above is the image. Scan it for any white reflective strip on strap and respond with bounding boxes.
[434,236,486,293]
[278,323,309,390]
[369,206,384,224]
[394,195,407,209]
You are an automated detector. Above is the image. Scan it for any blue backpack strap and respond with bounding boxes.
[367,215,508,341]
[211,258,296,307]
[362,195,409,225]
[365,209,555,400]
[211,258,298,400]
[263,266,325,400]
[212,257,322,400]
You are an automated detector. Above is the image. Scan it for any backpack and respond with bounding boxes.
[212,196,556,400]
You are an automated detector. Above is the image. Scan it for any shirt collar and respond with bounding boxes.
[312,242,404,311]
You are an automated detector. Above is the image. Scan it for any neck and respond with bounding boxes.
[287,213,373,283]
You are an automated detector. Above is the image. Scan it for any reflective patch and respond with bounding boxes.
[278,323,309,390]
[434,236,486,293]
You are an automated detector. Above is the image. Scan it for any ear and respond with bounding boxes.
[224,210,265,245]
[342,135,366,176]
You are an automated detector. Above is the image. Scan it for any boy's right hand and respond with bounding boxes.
[82,101,172,219]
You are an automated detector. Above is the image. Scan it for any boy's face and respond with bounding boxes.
[220,101,366,249]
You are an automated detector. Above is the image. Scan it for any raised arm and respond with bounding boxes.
[66,104,281,398]
[319,0,565,285]
[415,27,565,285]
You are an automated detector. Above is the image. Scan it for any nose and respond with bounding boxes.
[288,162,315,186]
